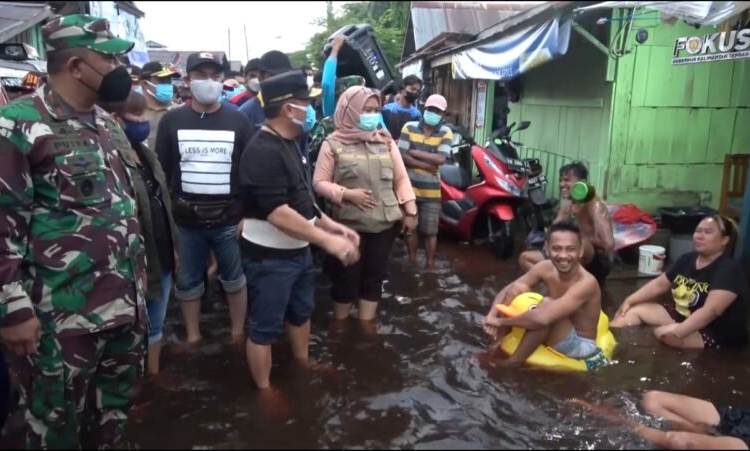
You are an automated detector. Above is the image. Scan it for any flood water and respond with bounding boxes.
[4,240,750,450]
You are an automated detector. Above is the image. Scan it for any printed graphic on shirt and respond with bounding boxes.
[672,274,709,317]
[177,129,235,195]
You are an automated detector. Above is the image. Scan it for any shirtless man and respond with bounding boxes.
[519,162,615,282]
[483,221,604,364]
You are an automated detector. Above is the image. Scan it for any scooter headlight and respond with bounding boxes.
[495,176,523,197]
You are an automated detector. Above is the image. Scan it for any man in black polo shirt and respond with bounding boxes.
[239,70,360,395]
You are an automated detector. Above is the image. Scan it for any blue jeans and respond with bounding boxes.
[146,271,173,345]
[243,250,316,345]
[174,225,246,301]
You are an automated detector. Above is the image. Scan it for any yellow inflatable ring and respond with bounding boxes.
[494,292,617,372]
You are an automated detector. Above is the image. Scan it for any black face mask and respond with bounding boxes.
[405,91,419,103]
[79,61,132,103]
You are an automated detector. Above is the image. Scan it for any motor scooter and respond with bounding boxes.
[438,121,542,259]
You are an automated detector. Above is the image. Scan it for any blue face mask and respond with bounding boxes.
[153,84,174,104]
[290,104,317,133]
[423,110,443,127]
[358,113,380,131]
[123,119,151,144]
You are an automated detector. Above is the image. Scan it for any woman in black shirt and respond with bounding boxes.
[611,215,749,349]
[101,92,179,376]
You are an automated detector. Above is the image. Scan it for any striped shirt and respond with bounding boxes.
[398,121,453,202]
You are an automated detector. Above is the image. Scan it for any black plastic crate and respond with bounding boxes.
[323,24,397,93]
[658,206,717,235]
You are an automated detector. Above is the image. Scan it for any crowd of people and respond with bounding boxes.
[0,12,749,450]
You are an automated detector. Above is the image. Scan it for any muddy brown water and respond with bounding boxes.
[3,240,750,450]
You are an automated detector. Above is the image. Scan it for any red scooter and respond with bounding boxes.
[438,121,544,259]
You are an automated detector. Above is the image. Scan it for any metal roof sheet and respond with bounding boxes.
[410,1,540,51]
[0,2,52,43]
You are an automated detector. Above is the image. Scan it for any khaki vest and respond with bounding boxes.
[328,138,403,233]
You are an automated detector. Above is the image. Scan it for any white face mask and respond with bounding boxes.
[307,76,314,88]
[247,77,260,93]
[189,79,223,105]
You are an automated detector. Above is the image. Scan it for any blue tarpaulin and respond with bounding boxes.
[451,17,572,80]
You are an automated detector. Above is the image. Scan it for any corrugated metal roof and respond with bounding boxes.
[0,2,52,43]
[410,1,539,52]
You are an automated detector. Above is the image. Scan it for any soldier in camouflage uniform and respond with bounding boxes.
[0,14,147,449]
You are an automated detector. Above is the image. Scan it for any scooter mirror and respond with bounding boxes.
[517,121,531,132]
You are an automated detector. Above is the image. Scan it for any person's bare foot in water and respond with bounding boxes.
[294,358,340,381]
[168,337,204,355]
[257,387,294,420]
[567,399,632,426]
[329,318,348,336]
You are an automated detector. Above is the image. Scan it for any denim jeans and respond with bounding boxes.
[146,271,173,345]
[174,225,246,301]
[243,250,316,345]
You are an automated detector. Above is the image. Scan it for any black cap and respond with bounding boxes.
[245,58,261,74]
[259,50,292,76]
[140,61,180,80]
[259,70,321,106]
[186,51,224,72]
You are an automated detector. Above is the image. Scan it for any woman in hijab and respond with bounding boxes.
[313,86,418,329]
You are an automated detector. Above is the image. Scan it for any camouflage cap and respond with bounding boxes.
[335,75,366,98]
[42,14,134,56]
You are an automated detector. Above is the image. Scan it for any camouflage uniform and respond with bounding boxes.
[0,14,147,449]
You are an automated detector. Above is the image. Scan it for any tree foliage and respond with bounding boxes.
[293,1,410,71]
[288,50,310,69]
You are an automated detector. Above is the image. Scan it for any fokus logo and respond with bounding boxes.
[672,28,750,65]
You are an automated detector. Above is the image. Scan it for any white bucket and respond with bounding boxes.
[638,245,666,275]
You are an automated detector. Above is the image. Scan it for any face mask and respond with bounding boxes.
[153,83,174,104]
[307,76,314,88]
[247,78,260,93]
[189,79,223,105]
[358,113,380,131]
[123,118,151,143]
[405,91,419,104]
[133,85,143,94]
[423,110,443,127]
[81,62,132,103]
[289,103,316,134]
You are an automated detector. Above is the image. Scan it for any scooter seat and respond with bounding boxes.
[440,165,473,190]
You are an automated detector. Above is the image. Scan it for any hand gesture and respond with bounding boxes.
[0,316,41,356]
[344,188,377,211]
[332,35,347,54]
[323,234,360,266]
[400,215,417,236]
[614,299,632,318]
[329,221,361,247]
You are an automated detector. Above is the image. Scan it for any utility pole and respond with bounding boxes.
[244,24,250,60]
[227,27,231,61]
[326,1,334,29]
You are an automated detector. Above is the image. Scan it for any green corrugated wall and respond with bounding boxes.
[607,10,750,212]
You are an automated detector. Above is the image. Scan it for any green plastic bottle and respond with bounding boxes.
[570,181,596,203]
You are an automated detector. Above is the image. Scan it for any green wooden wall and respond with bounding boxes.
[607,11,750,212]
[507,29,612,199]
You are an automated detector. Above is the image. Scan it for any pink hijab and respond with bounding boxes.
[329,86,391,145]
